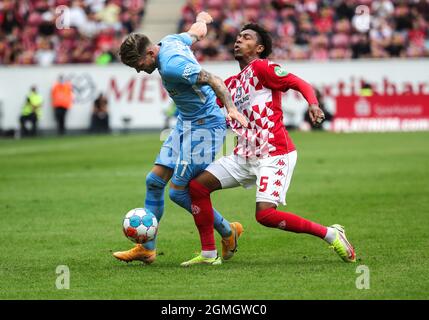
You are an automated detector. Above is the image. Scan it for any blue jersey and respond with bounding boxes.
[157,33,225,129]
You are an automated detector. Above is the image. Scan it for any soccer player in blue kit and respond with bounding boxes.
[113,12,248,265]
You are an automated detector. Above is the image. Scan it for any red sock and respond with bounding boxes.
[256,207,327,239]
[189,180,216,251]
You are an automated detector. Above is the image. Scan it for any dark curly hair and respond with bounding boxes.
[241,23,273,59]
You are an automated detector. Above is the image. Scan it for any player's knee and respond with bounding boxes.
[168,187,178,204]
[146,172,166,192]
[168,187,187,207]
[255,207,276,226]
[189,179,211,200]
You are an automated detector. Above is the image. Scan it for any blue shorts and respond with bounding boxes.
[155,123,226,186]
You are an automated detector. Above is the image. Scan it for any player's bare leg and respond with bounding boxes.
[255,202,356,262]
[113,165,172,264]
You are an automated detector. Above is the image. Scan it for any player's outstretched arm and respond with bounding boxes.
[280,72,325,125]
[290,75,325,125]
[197,69,248,127]
[187,12,213,44]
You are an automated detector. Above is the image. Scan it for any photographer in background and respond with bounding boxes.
[89,93,110,133]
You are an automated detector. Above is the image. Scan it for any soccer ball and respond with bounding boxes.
[122,208,158,244]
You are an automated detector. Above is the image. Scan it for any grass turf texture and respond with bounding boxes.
[0,131,428,299]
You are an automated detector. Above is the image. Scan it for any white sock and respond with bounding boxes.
[324,227,337,244]
[201,250,217,259]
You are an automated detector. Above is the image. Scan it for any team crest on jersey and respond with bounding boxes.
[182,64,194,81]
[175,40,190,53]
[235,86,243,99]
[244,71,252,80]
[274,66,288,77]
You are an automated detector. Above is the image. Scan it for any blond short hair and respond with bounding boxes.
[119,33,151,68]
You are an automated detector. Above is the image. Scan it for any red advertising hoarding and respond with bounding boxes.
[333,95,429,132]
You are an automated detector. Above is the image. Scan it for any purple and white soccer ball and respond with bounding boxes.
[122,208,158,244]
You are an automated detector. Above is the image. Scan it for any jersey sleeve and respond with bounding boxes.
[177,32,193,46]
[254,60,318,105]
[163,33,193,47]
[163,56,202,85]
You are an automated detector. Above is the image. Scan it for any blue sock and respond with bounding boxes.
[169,188,232,237]
[143,172,167,251]
[213,211,232,237]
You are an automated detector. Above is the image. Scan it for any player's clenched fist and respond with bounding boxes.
[308,104,325,125]
[196,12,213,24]
[227,109,248,128]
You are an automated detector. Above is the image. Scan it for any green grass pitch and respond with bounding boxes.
[0,131,428,299]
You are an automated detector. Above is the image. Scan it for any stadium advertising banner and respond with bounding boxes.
[0,59,428,132]
[334,94,429,132]
[0,64,170,132]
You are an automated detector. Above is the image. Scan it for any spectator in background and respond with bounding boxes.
[51,75,73,135]
[177,0,429,62]
[386,32,406,57]
[94,28,118,64]
[372,0,394,19]
[1,0,429,64]
[0,0,147,65]
[0,35,12,64]
[96,0,121,29]
[34,37,56,66]
[20,85,43,137]
[351,33,372,59]
[69,0,89,30]
[89,93,110,133]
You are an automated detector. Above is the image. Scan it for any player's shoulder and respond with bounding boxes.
[249,59,272,76]
[160,33,192,46]
[224,75,235,86]
[252,59,290,78]
[159,49,195,71]
[161,56,201,82]
[250,58,269,69]
[251,59,284,70]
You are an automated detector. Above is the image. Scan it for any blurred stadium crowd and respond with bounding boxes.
[0,0,145,65]
[181,0,429,61]
[1,0,428,65]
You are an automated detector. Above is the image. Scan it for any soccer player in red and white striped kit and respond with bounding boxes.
[181,23,356,266]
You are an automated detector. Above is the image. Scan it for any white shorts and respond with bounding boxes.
[206,151,298,205]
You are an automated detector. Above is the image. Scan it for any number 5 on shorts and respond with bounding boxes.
[259,176,269,192]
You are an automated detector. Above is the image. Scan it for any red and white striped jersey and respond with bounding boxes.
[223,59,311,159]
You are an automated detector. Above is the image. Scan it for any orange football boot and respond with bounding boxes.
[221,222,244,260]
[113,244,156,264]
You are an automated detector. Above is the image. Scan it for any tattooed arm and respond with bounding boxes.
[197,69,248,127]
